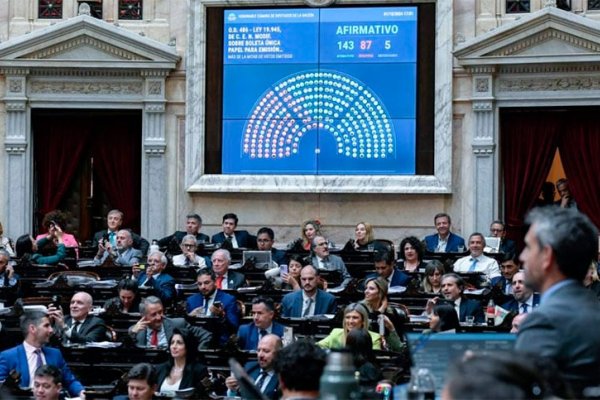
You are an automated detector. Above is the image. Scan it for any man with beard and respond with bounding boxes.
[281,265,337,318]
[501,271,540,314]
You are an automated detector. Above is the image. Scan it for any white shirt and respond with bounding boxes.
[435,235,448,252]
[453,297,462,318]
[453,254,501,282]
[160,376,182,392]
[24,341,46,389]
[172,254,207,269]
[519,295,535,314]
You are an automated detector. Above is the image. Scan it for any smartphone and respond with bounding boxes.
[138,264,146,270]
[280,264,288,275]
[213,301,223,308]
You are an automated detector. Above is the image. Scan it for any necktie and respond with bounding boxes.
[34,349,43,369]
[145,276,155,287]
[468,258,478,272]
[302,298,314,317]
[150,329,159,347]
[255,370,269,392]
[259,329,268,338]
[204,297,211,315]
[108,231,116,247]
[216,275,224,289]
[521,303,529,314]
[71,321,81,336]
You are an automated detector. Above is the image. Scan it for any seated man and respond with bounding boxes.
[211,213,256,249]
[48,291,106,344]
[133,251,176,306]
[211,249,246,290]
[129,296,212,349]
[114,363,158,400]
[489,220,516,255]
[226,334,282,400]
[32,365,62,400]
[237,296,285,350]
[310,236,352,289]
[501,271,540,314]
[0,250,18,288]
[423,212,466,253]
[281,265,337,318]
[256,227,287,266]
[425,273,484,323]
[93,229,142,266]
[555,178,578,209]
[453,233,501,284]
[186,268,239,345]
[91,209,149,254]
[157,213,211,248]
[0,311,85,398]
[172,234,208,268]
[365,251,410,288]
[495,252,519,298]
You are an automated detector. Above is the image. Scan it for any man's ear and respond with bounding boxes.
[540,245,555,272]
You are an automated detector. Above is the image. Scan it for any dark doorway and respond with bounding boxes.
[32,109,142,244]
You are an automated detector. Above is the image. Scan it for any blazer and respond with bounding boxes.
[515,280,600,396]
[366,269,411,287]
[237,321,286,350]
[220,270,247,290]
[92,229,149,255]
[459,298,484,323]
[501,293,540,314]
[137,272,176,305]
[95,246,142,266]
[211,230,256,249]
[281,289,337,318]
[157,231,211,248]
[156,360,209,398]
[242,362,279,400]
[130,317,213,350]
[424,232,466,253]
[0,344,84,396]
[186,290,240,344]
[310,254,352,288]
[499,238,516,256]
[317,328,382,350]
[62,315,107,344]
[271,248,287,266]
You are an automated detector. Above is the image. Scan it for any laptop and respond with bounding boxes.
[242,250,272,269]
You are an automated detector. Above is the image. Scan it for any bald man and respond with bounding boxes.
[48,292,107,344]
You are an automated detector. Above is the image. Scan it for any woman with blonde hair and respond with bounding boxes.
[352,221,375,251]
[291,219,322,251]
[361,277,408,341]
[0,221,15,257]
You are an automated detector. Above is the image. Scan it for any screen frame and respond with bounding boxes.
[185,0,452,193]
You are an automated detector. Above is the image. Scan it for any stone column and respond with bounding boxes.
[469,67,498,233]
[2,69,31,236]
[141,70,168,242]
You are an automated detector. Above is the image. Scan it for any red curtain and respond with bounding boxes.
[34,117,91,217]
[501,111,562,243]
[558,112,600,229]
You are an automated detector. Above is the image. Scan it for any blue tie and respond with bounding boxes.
[468,258,478,272]
[521,303,528,314]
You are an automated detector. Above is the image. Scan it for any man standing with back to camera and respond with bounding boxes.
[516,206,600,397]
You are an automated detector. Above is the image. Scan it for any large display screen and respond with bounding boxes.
[222,7,418,175]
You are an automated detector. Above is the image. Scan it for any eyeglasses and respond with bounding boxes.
[182,243,196,248]
[316,242,329,247]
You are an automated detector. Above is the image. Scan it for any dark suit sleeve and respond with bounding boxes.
[91,231,102,249]
[157,233,176,248]
[185,321,213,349]
[237,325,248,350]
[151,275,176,305]
[281,295,292,318]
[325,294,338,315]
[132,233,149,255]
[223,295,241,333]
[71,318,107,343]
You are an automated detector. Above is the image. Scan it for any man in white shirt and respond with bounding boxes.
[172,234,208,268]
[453,233,501,284]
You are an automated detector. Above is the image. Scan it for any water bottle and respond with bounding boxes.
[149,239,159,255]
[407,368,435,400]
[486,299,496,327]
[319,350,360,400]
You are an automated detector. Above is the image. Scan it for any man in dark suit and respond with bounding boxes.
[48,291,106,344]
[0,311,85,398]
[237,296,285,350]
[423,213,465,253]
[93,229,142,266]
[0,250,18,288]
[157,213,211,249]
[516,207,600,397]
[426,273,484,323]
[489,220,516,255]
[365,251,411,288]
[281,265,337,318]
[211,249,246,290]
[226,334,282,400]
[186,268,239,345]
[310,236,352,289]
[211,213,256,249]
[133,251,176,305]
[495,252,519,295]
[91,209,149,254]
[129,296,212,349]
[501,271,540,314]
[256,227,287,266]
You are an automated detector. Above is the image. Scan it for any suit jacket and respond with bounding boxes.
[137,272,176,305]
[237,321,286,350]
[271,248,287,266]
[501,294,540,314]
[212,230,256,249]
[62,315,107,344]
[239,363,279,400]
[317,328,382,350]
[459,298,484,323]
[186,290,240,344]
[424,232,465,253]
[311,254,352,288]
[0,344,84,396]
[92,229,149,255]
[95,246,142,266]
[515,280,600,396]
[157,231,211,248]
[499,238,516,255]
[156,360,209,397]
[130,317,212,350]
[281,289,337,318]
[220,270,246,290]
[366,269,411,287]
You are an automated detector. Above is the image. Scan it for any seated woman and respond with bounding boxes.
[35,210,79,257]
[346,328,383,388]
[397,236,427,273]
[280,254,305,291]
[103,279,141,314]
[347,222,375,251]
[430,303,461,333]
[0,221,15,257]
[155,327,209,397]
[584,262,600,300]
[360,276,408,338]
[289,219,322,251]
[318,303,402,352]
[421,261,445,294]
[15,225,66,265]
